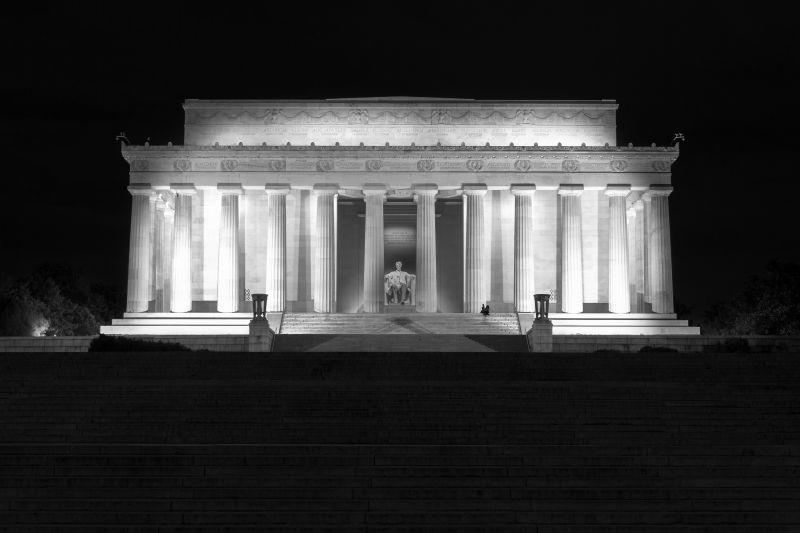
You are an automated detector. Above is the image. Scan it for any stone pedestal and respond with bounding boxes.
[248,318,274,352]
[527,320,554,353]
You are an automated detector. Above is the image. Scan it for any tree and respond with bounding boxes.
[702,261,800,335]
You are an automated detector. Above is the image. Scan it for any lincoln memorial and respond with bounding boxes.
[101,98,698,336]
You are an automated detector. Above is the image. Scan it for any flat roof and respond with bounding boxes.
[184,98,618,108]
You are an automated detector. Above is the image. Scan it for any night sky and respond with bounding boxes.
[3,4,797,318]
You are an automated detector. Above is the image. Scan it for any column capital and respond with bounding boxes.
[313,183,340,195]
[462,183,488,196]
[412,184,438,195]
[510,184,536,196]
[605,184,631,197]
[642,185,673,199]
[169,183,197,196]
[218,183,244,195]
[558,184,584,196]
[127,184,153,196]
[264,184,291,195]
[362,184,388,196]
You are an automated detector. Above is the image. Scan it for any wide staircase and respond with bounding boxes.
[278,312,524,352]
[2,352,800,530]
[280,312,522,334]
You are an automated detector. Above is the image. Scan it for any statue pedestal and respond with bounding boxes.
[248,317,274,352]
[385,303,415,313]
[526,319,553,353]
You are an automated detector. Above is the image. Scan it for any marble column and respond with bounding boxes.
[265,185,289,312]
[126,185,154,313]
[170,184,196,313]
[644,185,674,314]
[633,200,646,312]
[511,185,536,313]
[161,199,174,313]
[313,184,338,313]
[606,185,631,314]
[362,184,386,313]
[414,184,438,313]
[643,196,652,305]
[152,195,166,311]
[463,184,487,313]
[626,206,638,312]
[216,184,243,313]
[559,185,584,314]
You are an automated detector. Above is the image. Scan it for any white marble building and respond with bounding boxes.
[101,98,698,336]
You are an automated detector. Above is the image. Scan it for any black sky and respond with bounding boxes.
[2,3,798,317]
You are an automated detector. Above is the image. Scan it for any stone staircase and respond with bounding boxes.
[280,312,521,334]
[1,352,799,530]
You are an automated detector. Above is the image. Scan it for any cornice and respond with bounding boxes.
[123,144,678,155]
[122,144,677,174]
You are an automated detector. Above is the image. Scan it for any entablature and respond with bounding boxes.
[121,144,678,175]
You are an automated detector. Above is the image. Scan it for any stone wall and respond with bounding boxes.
[0,336,95,352]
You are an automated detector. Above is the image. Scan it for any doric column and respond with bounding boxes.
[160,198,174,312]
[414,184,438,313]
[170,184,196,313]
[362,184,386,313]
[626,206,638,312]
[463,184,487,313]
[606,185,631,314]
[511,185,536,313]
[643,185,674,313]
[265,185,289,312]
[126,184,154,313]
[313,184,338,313]
[643,196,652,305]
[559,185,584,314]
[216,184,243,313]
[633,200,646,311]
[152,195,166,311]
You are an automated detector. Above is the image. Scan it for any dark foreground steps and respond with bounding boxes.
[1,352,800,530]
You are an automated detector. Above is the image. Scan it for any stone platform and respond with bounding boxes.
[2,351,799,530]
[101,311,699,336]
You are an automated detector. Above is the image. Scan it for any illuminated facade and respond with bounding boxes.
[101,98,698,335]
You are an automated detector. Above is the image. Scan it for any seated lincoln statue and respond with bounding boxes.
[384,261,416,305]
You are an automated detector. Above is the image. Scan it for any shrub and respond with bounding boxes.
[639,345,679,353]
[89,335,190,352]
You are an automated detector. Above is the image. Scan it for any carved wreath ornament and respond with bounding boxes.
[221,159,238,172]
[416,160,435,172]
[130,159,149,172]
[466,159,484,172]
[610,159,628,172]
[514,159,531,172]
[652,160,671,172]
[316,159,334,172]
[365,159,382,171]
[267,159,286,171]
[562,159,579,173]
[173,159,191,172]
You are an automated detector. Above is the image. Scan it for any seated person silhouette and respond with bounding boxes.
[480,304,490,316]
[385,261,412,304]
